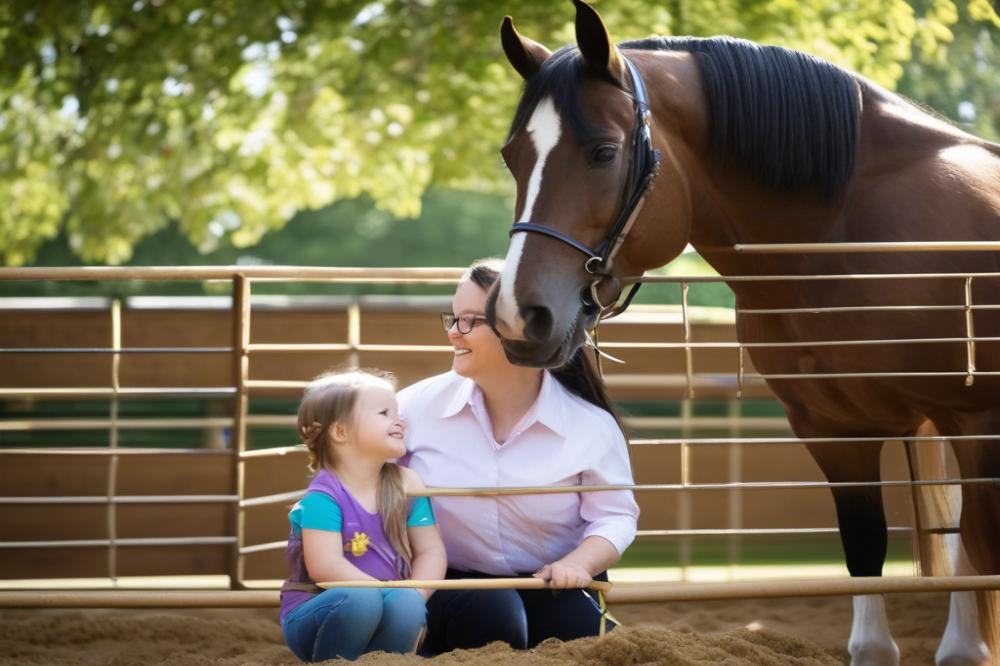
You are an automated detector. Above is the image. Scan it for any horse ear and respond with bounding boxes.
[500,16,552,80]
[573,0,623,83]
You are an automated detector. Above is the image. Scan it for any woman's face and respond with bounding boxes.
[448,280,510,380]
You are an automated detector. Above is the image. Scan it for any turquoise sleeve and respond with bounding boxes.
[289,492,342,535]
[406,496,436,527]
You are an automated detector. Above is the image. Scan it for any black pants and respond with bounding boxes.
[419,568,616,656]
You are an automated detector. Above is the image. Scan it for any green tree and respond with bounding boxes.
[897,0,1000,140]
[1,0,994,266]
[0,188,514,297]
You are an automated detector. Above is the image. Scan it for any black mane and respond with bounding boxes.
[508,36,864,199]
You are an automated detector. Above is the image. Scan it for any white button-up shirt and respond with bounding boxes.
[398,370,638,575]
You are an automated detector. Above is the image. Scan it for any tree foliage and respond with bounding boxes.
[898,0,1000,140]
[1,0,997,266]
[0,188,512,297]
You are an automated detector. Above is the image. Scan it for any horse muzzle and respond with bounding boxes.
[497,320,586,368]
[486,284,591,368]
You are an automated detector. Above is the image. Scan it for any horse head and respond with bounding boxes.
[487,0,693,368]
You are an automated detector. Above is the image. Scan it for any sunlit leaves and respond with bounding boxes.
[898,0,999,140]
[0,0,991,265]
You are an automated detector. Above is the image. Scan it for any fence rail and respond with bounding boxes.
[1,262,996,600]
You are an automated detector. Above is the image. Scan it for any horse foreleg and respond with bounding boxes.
[829,484,900,666]
[849,595,898,666]
[807,438,899,666]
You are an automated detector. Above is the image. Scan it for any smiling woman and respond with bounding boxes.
[397,258,639,656]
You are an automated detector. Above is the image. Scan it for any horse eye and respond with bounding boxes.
[591,144,618,165]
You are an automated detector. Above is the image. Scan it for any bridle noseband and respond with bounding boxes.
[508,56,661,321]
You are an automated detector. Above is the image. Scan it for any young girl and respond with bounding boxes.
[280,369,446,663]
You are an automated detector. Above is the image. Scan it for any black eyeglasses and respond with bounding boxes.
[441,313,487,334]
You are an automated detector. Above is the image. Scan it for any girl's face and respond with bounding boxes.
[448,281,510,380]
[349,384,406,460]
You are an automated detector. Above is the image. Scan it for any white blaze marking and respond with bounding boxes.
[498,97,561,336]
[498,233,526,332]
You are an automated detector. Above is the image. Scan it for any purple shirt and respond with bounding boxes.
[279,469,405,623]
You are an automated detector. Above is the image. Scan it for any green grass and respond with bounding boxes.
[618,535,914,569]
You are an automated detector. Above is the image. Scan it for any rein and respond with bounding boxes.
[509,56,661,323]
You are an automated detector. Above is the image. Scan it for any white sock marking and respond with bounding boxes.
[936,534,990,665]
[848,595,899,666]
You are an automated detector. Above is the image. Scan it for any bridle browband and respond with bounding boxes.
[508,56,661,321]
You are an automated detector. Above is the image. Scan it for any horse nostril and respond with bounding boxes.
[520,304,554,342]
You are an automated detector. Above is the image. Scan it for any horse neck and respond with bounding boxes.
[639,50,1000,319]
[682,88,998,308]
[857,82,985,163]
[661,144,846,283]
[638,50,847,279]
[656,80,975,280]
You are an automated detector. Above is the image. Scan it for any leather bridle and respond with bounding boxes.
[508,56,661,321]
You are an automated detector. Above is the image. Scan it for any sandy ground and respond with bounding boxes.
[0,592,953,665]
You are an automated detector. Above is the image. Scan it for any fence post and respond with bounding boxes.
[107,299,122,585]
[964,276,976,387]
[679,399,692,580]
[347,299,361,368]
[726,399,743,579]
[680,282,694,400]
[230,275,250,589]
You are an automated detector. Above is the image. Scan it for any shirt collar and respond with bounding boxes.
[531,370,566,437]
[441,371,566,437]
[441,374,477,418]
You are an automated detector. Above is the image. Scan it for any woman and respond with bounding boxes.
[398,258,638,655]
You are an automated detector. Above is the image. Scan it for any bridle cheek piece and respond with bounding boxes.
[508,56,662,322]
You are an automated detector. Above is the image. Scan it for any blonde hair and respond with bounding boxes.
[296,368,412,575]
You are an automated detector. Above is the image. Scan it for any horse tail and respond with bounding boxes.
[906,421,1000,663]
[981,592,1000,665]
[904,421,954,577]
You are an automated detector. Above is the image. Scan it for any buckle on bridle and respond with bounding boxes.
[584,256,605,275]
[583,255,613,311]
[588,279,612,312]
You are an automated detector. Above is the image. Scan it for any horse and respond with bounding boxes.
[485,1,1000,664]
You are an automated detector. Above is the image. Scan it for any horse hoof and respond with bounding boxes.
[849,643,900,666]
[935,647,991,666]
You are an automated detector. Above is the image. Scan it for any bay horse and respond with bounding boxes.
[486,1,1000,664]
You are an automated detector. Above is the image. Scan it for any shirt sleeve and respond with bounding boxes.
[289,492,343,535]
[406,496,436,527]
[579,418,639,555]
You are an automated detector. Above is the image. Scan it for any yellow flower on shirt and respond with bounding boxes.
[346,531,370,557]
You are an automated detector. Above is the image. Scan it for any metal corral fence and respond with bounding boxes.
[0,260,998,607]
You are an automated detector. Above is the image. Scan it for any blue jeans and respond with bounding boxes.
[282,587,426,662]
